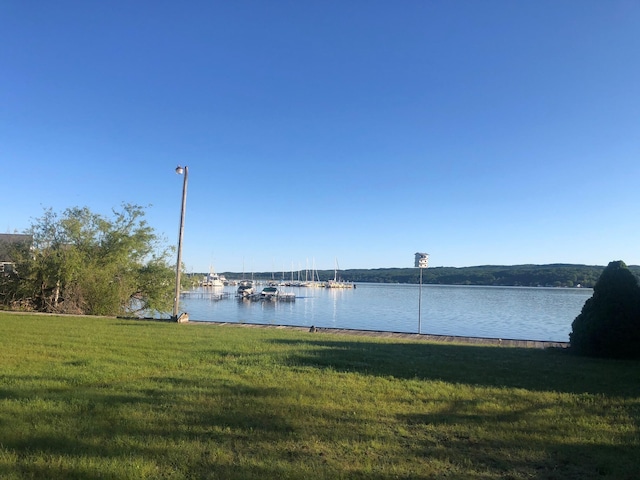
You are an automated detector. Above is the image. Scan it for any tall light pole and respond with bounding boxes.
[414,252,429,334]
[173,165,188,321]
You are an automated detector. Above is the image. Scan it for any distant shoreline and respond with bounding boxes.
[196,264,640,289]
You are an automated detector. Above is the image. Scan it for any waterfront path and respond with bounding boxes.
[187,320,569,349]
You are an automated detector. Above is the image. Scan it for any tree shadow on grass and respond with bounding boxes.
[397,404,639,480]
[268,336,640,478]
[271,337,640,397]
[0,376,311,479]
[1,370,634,480]
[2,331,639,479]
[1,370,435,479]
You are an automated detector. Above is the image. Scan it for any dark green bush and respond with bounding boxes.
[570,260,640,358]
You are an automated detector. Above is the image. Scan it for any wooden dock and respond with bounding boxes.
[179,291,233,300]
[238,292,296,302]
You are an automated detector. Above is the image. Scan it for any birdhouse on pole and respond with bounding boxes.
[414,252,429,269]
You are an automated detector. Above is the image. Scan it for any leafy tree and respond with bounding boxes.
[1,204,175,316]
[570,261,640,358]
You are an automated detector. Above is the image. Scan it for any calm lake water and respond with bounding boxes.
[181,283,592,342]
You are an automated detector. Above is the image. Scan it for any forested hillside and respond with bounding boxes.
[234,264,640,288]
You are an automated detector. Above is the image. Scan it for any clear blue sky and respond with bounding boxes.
[2,1,639,273]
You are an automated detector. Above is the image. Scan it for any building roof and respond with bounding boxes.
[0,234,33,262]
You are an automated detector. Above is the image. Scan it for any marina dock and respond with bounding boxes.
[179,291,233,300]
[180,290,296,302]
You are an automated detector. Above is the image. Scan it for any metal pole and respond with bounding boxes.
[418,266,423,334]
[173,166,188,320]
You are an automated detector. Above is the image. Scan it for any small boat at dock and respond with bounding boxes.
[238,286,296,302]
[237,280,255,297]
[260,286,279,300]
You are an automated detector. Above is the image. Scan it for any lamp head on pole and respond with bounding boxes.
[175,165,184,175]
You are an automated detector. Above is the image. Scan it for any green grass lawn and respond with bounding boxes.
[1,312,639,479]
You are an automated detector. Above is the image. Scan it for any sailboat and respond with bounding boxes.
[325,258,354,289]
[301,258,323,287]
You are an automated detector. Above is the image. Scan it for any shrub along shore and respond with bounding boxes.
[1,312,639,479]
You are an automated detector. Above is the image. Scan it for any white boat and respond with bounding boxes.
[325,279,354,289]
[237,280,254,297]
[260,286,279,300]
[258,286,295,301]
[325,258,354,289]
[200,268,225,287]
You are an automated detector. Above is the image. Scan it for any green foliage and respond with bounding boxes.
[0,204,175,316]
[570,261,640,358]
[235,264,633,288]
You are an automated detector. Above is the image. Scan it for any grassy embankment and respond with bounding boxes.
[1,313,639,479]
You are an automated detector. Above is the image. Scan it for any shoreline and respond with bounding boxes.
[185,319,569,349]
[0,310,569,349]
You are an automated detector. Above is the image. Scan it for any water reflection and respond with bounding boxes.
[182,284,592,341]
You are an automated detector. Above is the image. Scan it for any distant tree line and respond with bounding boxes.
[230,264,640,288]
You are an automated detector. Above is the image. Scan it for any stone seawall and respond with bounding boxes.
[186,320,569,349]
